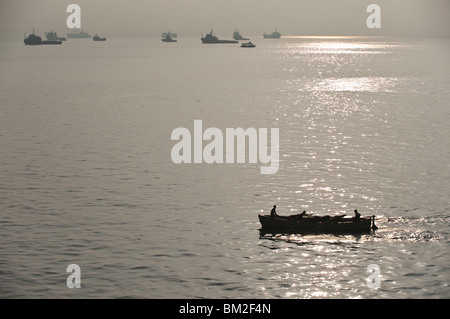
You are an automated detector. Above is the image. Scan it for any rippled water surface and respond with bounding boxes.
[1,36,449,298]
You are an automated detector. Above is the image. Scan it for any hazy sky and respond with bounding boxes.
[1,0,449,38]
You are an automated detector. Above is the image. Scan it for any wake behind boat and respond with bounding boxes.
[259,210,377,234]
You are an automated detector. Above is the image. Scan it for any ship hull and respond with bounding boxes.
[24,40,62,45]
[263,35,281,39]
[201,38,238,44]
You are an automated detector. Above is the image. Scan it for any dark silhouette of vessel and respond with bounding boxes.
[201,29,238,44]
[161,32,177,42]
[263,28,281,39]
[233,29,249,41]
[93,35,107,41]
[45,31,66,41]
[67,30,91,38]
[161,32,177,39]
[241,41,256,48]
[24,29,62,45]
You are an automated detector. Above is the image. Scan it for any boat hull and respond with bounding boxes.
[201,38,238,44]
[258,214,374,234]
[24,40,62,45]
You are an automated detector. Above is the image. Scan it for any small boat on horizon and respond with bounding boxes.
[161,32,177,42]
[233,29,249,41]
[93,35,107,41]
[241,41,256,48]
[161,32,177,39]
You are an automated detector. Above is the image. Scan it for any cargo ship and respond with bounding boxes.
[201,29,238,44]
[45,31,66,41]
[233,29,249,41]
[24,30,62,45]
[263,28,281,39]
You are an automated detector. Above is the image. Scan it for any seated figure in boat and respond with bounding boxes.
[354,209,361,221]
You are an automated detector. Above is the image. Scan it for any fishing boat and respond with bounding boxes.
[258,213,377,234]
[241,41,256,48]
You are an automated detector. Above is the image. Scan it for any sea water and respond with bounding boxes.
[0,36,449,298]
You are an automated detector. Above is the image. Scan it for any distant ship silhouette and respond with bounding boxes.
[233,29,249,41]
[161,32,177,39]
[161,32,177,42]
[263,28,281,39]
[24,29,62,45]
[201,29,238,44]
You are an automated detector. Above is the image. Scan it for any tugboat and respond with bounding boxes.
[201,29,238,44]
[263,28,281,39]
[241,41,256,48]
[24,29,62,45]
[45,31,66,41]
[66,30,91,38]
[161,32,177,42]
[233,29,249,41]
[92,34,107,41]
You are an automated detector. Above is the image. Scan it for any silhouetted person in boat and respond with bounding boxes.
[354,209,361,221]
[270,205,277,218]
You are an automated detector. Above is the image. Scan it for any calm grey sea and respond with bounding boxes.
[0,36,449,298]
